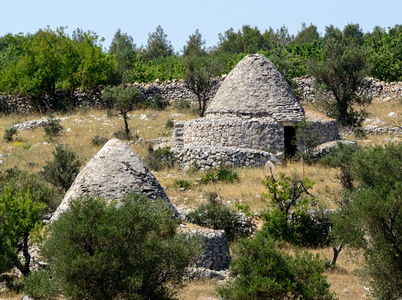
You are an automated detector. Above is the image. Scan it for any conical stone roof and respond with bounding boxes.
[53,139,178,219]
[206,54,304,122]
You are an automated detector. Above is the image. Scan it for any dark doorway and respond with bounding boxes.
[284,126,297,158]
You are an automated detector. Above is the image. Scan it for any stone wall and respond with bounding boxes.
[174,117,284,153]
[305,112,340,144]
[179,226,231,271]
[295,76,402,103]
[173,145,278,171]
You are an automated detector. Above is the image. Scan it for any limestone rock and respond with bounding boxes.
[53,139,178,219]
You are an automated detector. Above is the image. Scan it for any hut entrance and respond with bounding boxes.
[284,126,297,158]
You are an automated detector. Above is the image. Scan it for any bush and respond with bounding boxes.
[144,145,176,171]
[23,270,58,300]
[0,168,62,211]
[3,127,18,142]
[43,114,63,142]
[217,233,335,300]
[261,173,330,247]
[144,95,170,111]
[42,144,82,193]
[173,179,193,189]
[39,192,203,300]
[200,168,239,184]
[165,118,175,129]
[91,135,109,147]
[186,192,242,240]
[113,128,133,140]
[0,188,46,275]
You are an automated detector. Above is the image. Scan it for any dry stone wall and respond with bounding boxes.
[305,112,340,144]
[173,145,278,171]
[175,117,284,153]
[295,76,402,103]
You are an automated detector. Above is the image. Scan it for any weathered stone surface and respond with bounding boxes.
[305,112,340,144]
[206,54,305,122]
[53,139,178,219]
[179,225,231,271]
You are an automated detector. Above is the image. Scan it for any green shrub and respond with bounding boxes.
[3,127,18,142]
[39,192,203,300]
[173,99,192,112]
[173,179,193,189]
[217,233,335,300]
[200,168,239,184]
[200,169,218,184]
[113,128,133,140]
[91,135,109,147]
[23,270,58,300]
[186,192,242,240]
[145,95,170,111]
[0,167,62,211]
[217,168,239,183]
[43,114,63,142]
[144,145,176,171]
[261,173,331,247]
[42,144,82,193]
[0,188,46,275]
[165,118,175,129]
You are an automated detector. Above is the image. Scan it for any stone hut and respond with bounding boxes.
[172,54,339,170]
[52,139,179,219]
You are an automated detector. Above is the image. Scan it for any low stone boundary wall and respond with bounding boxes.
[173,145,278,171]
[306,112,340,144]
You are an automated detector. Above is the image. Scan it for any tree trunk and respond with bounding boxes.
[22,234,31,276]
[123,113,130,136]
[331,241,343,267]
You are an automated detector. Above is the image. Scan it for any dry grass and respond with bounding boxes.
[175,279,221,300]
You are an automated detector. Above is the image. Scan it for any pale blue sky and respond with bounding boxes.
[1,0,401,52]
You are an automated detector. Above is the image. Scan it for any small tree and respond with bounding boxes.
[102,85,143,139]
[262,172,331,248]
[38,192,202,300]
[43,114,63,142]
[218,232,335,300]
[42,144,81,193]
[308,25,371,127]
[183,55,219,117]
[0,188,46,275]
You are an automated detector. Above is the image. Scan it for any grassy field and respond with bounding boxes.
[0,99,400,299]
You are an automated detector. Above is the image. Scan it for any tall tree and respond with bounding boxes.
[143,25,173,62]
[109,29,137,84]
[294,22,320,45]
[183,29,206,57]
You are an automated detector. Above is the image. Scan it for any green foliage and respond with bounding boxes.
[42,144,82,193]
[0,167,62,211]
[43,114,63,142]
[23,270,58,300]
[308,26,371,127]
[143,25,174,62]
[91,135,108,147]
[200,167,239,184]
[367,25,402,82]
[173,179,193,189]
[0,188,46,275]
[183,29,206,57]
[262,173,330,247]
[319,141,360,191]
[39,192,202,300]
[165,118,175,129]
[144,145,176,171]
[331,143,402,299]
[217,233,335,300]
[3,127,17,142]
[102,85,143,137]
[109,29,137,85]
[186,192,242,240]
[0,27,116,102]
[183,55,221,117]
